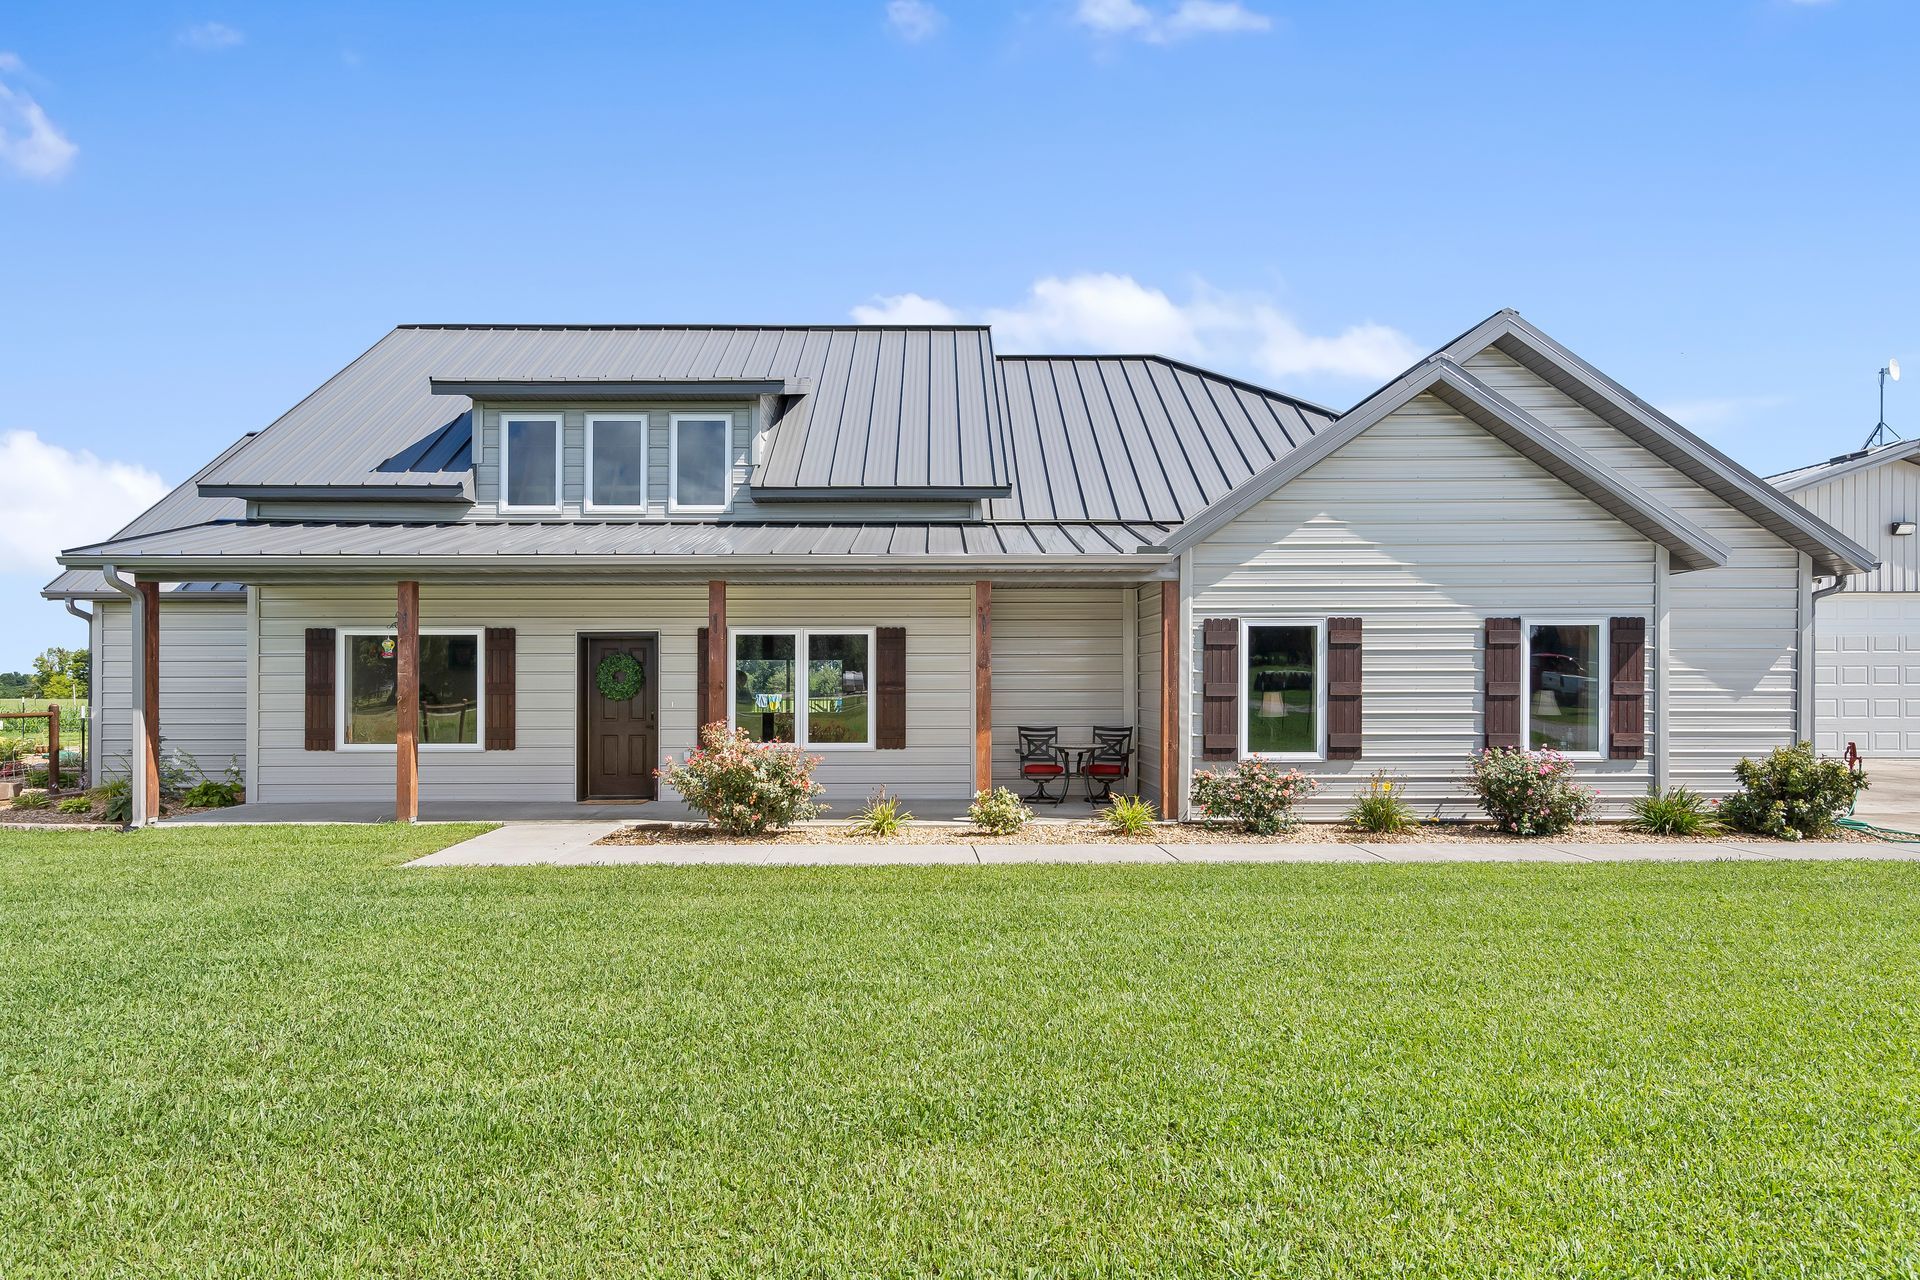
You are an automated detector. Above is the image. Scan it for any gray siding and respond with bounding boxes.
[1135,583,1164,810]
[472,402,755,519]
[988,588,1130,792]
[1191,395,1658,818]
[1465,347,1806,795]
[1785,461,1920,593]
[96,598,249,784]
[252,581,972,807]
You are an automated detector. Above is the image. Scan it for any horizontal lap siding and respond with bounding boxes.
[989,588,1128,791]
[1192,399,1656,818]
[1467,349,1804,794]
[254,580,972,806]
[1788,465,1920,594]
[1135,584,1163,809]
[96,599,248,783]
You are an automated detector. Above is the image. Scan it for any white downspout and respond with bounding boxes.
[99,565,152,827]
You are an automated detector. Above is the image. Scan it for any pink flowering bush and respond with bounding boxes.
[1190,759,1318,834]
[656,722,825,836]
[1466,747,1596,835]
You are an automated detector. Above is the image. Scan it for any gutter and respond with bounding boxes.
[63,599,92,623]
[59,552,1171,577]
[1812,575,1850,602]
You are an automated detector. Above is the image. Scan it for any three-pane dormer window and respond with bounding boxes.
[586,414,649,513]
[500,413,562,513]
[670,413,731,513]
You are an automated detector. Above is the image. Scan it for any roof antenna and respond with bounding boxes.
[1865,357,1902,449]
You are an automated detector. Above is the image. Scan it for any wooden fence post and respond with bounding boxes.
[46,706,59,793]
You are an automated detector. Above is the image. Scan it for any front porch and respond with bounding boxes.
[162,794,1121,825]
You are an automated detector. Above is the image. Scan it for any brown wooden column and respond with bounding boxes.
[395,580,420,823]
[1160,579,1179,813]
[137,579,161,822]
[705,580,727,738]
[974,581,992,793]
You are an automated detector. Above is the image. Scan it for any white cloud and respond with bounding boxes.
[1074,0,1270,42]
[886,0,945,42]
[853,273,1421,384]
[1656,394,1787,433]
[177,22,245,51]
[0,56,77,182]
[0,432,168,571]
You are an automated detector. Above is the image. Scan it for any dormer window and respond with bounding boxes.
[500,413,562,513]
[670,413,731,513]
[586,414,650,514]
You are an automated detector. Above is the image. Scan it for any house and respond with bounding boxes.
[47,310,1876,826]
[1770,439,1920,757]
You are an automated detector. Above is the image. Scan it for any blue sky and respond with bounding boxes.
[1,0,1915,668]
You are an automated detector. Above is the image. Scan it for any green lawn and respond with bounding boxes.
[2,827,1917,1276]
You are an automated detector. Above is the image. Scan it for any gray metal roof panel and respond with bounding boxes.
[1768,439,1920,493]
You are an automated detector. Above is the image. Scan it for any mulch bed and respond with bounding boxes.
[597,820,1872,847]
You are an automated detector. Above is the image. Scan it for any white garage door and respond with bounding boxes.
[1814,593,1920,757]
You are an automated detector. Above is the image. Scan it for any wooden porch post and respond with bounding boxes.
[974,580,992,793]
[137,579,161,824]
[1160,579,1179,813]
[46,704,60,793]
[395,580,419,823]
[706,580,727,737]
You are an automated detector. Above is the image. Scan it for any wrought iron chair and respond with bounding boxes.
[1016,725,1069,803]
[1080,725,1135,802]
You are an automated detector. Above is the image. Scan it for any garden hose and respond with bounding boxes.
[1829,748,1920,843]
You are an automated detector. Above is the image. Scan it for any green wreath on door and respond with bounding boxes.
[595,651,645,702]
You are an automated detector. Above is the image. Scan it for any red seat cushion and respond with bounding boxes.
[1021,763,1065,777]
[1085,763,1126,777]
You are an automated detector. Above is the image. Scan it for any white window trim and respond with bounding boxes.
[726,626,878,751]
[1237,617,1327,762]
[584,412,652,515]
[1520,617,1610,761]
[669,412,735,514]
[498,412,564,515]
[336,627,486,753]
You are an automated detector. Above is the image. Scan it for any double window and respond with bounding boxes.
[729,628,874,749]
[670,413,732,513]
[1239,619,1325,760]
[499,413,563,513]
[338,629,484,750]
[1523,619,1607,758]
[585,413,650,513]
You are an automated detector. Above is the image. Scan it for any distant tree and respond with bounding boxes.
[27,648,89,700]
[0,671,31,698]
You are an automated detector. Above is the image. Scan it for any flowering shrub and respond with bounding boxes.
[1718,742,1865,840]
[655,722,825,836]
[1345,772,1416,834]
[967,786,1032,835]
[1190,760,1318,834]
[1465,748,1595,836]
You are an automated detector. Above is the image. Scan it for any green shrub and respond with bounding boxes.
[1630,786,1719,837]
[25,768,48,788]
[1718,742,1865,841]
[1345,772,1416,834]
[1100,795,1158,836]
[849,790,912,837]
[10,788,50,811]
[56,796,91,815]
[656,722,826,836]
[967,787,1032,835]
[181,779,244,808]
[1465,748,1596,836]
[1190,760,1317,835]
[92,778,131,825]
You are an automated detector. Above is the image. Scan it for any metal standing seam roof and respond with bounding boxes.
[42,434,255,600]
[991,355,1338,523]
[200,324,1011,499]
[1767,438,1920,493]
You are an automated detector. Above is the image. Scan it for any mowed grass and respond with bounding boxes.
[1,828,1918,1277]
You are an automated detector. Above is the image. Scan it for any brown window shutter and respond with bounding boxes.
[696,626,711,730]
[1200,618,1239,761]
[1327,616,1363,760]
[304,627,335,752]
[1608,616,1647,760]
[485,627,516,751]
[875,627,907,750]
[1485,617,1523,750]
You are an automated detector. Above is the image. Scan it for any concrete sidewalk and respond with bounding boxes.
[403,824,1920,868]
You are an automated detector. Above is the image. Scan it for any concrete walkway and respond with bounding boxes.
[404,823,1920,868]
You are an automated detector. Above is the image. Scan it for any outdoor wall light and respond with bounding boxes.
[1893,521,1917,537]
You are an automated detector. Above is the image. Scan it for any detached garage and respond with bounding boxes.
[1773,440,1920,756]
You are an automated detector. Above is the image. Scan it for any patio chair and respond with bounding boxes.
[1016,726,1069,804]
[1080,725,1134,802]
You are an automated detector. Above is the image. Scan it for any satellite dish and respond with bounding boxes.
[1891,358,1902,383]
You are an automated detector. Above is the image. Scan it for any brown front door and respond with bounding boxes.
[581,634,658,800]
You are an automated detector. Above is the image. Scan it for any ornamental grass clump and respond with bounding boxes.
[1100,794,1158,836]
[1629,786,1719,837]
[1718,742,1866,841]
[655,722,825,836]
[967,787,1032,835]
[1345,772,1417,834]
[1465,747,1595,836]
[1190,760,1317,835]
[848,789,912,838]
